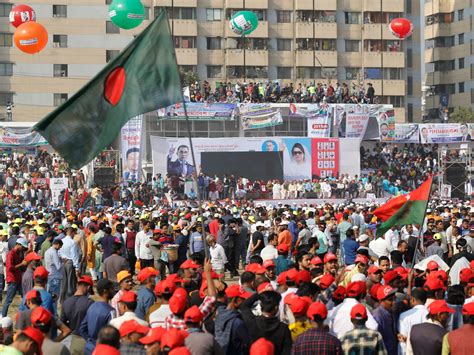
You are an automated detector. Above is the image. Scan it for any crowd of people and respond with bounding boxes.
[187,80,376,104]
[0,192,472,355]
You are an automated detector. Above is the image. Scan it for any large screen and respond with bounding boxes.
[201,151,284,181]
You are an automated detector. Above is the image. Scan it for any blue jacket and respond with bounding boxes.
[79,301,115,355]
[215,306,250,355]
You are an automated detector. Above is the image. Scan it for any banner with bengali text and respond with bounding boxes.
[345,104,370,139]
[0,127,47,147]
[311,138,339,178]
[393,124,420,143]
[157,102,236,120]
[239,103,283,130]
[419,123,471,144]
[121,115,142,182]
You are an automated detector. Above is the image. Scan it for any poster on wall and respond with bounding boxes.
[239,103,283,130]
[282,138,312,180]
[419,124,470,144]
[121,115,142,182]
[50,178,68,206]
[393,124,420,143]
[441,184,451,199]
[0,127,48,147]
[311,138,339,179]
[378,108,395,141]
[345,104,370,139]
[157,102,236,120]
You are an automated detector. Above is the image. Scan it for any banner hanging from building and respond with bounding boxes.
[288,103,332,138]
[239,103,283,130]
[157,102,236,120]
[378,108,396,141]
[419,123,470,144]
[282,138,312,180]
[0,127,47,147]
[393,124,420,143]
[50,177,68,206]
[121,115,143,182]
[345,104,370,139]
[311,138,339,179]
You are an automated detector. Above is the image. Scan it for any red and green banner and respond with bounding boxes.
[373,176,433,237]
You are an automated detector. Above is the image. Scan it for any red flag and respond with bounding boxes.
[64,188,70,211]
[80,190,89,207]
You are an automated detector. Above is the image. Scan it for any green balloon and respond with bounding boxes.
[230,11,259,36]
[109,0,145,30]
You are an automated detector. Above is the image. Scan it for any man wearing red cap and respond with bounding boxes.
[118,319,149,355]
[136,267,159,320]
[0,326,44,355]
[147,279,176,328]
[275,243,293,276]
[21,252,42,296]
[372,285,398,355]
[407,300,454,355]
[17,289,43,330]
[442,302,474,354]
[183,305,223,354]
[110,291,149,329]
[31,306,71,354]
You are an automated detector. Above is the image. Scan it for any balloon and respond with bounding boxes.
[230,11,259,36]
[389,18,413,40]
[14,22,48,54]
[108,0,145,30]
[9,4,36,28]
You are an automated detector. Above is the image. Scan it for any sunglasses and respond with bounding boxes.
[292,150,304,155]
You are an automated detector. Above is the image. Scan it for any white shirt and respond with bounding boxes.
[135,230,153,260]
[330,298,379,339]
[260,245,278,261]
[148,304,171,328]
[369,237,393,258]
[209,243,227,271]
[109,311,149,329]
[384,229,400,250]
[398,305,428,354]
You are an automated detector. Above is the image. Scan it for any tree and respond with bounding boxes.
[179,68,199,87]
[449,107,474,123]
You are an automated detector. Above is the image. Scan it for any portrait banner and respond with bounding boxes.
[282,138,312,180]
[121,115,143,182]
[239,103,283,130]
[311,138,339,179]
[419,124,470,144]
[441,184,451,199]
[157,102,236,120]
[378,108,395,141]
[345,104,370,139]
[50,178,68,206]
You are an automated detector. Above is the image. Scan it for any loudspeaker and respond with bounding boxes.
[94,167,116,188]
[445,163,466,199]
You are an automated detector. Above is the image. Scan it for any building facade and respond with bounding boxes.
[423,0,474,120]
[0,0,421,123]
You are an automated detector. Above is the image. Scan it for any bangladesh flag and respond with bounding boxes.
[34,10,181,169]
[373,176,433,237]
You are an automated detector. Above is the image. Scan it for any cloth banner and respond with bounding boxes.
[392,124,420,143]
[0,127,47,147]
[441,184,451,199]
[50,178,68,206]
[282,138,312,180]
[345,104,370,139]
[419,123,471,143]
[288,103,331,138]
[239,103,283,130]
[311,138,339,178]
[121,115,143,182]
[157,102,236,120]
[378,108,395,141]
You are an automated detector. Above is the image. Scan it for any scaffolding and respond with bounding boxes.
[438,144,472,200]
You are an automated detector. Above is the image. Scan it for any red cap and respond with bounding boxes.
[350,303,368,320]
[394,267,408,280]
[112,214,120,220]
[21,327,44,355]
[324,252,337,263]
[169,347,191,355]
[26,289,41,301]
[427,260,439,271]
[289,297,310,317]
[245,263,261,274]
[428,300,455,315]
[319,273,335,290]
[286,268,299,282]
[119,291,137,303]
[354,255,369,265]
[368,265,382,275]
[284,293,299,305]
[119,319,150,337]
[156,279,177,296]
[460,268,473,284]
[225,284,252,299]
[167,273,184,284]
[250,338,275,355]
[370,283,382,300]
[93,344,120,355]
[424,278,446,291]
[277,243,289,253]
[78,275,94,287]
[180,260,199,269]
[296,270,311,285]
[257,282,273,293]
[140,327,166,345]
[33,266,49,280]
[277,271,287,285]
[25,252,42,262]
[153,229,163,235]
[433,269,448,282]
[310,256,323,266]
[30,306,52,326]
[346,281,367,298]
[262,260,275,269]
[185,213,191,220]
[169,288,188,315]
[210,270,223,279]
[137,267,159,283]
[184,305,204,323]
[332,286,346,301]
[306,301,328,320]
[462,302,474,316]
[377,285,397,301]
[256,267,266,275]
[161,328,188,350]
[383,270,400,285]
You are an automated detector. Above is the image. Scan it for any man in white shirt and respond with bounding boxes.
[135,221,153,268]
[400,224,419,241]
[384,226,400,250]
[398,288,428,354]
[260,233,278,261]
[206,234,227,274]
[109,290,149,329]
[148,280,175,328]
[369,234,393,258]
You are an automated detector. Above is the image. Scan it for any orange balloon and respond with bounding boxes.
[14,22,48,54]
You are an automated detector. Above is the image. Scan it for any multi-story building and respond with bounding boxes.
[423,0,473,120]
[0,0,421,123]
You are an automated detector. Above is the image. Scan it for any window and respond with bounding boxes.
[174,36,196,49]
[106,21,120,34]
[206,8,222,21]
[52,5,67,18]
[0,33,12,47]
[54,93,68,106]
[407,48,413,67]
[365,68,381,79]
[168,7,196,20]
[320,39,336,51]
[345,12,360,24]
[277,67,292,79]
[458,9,464,21]
[297,67,322,79]
[345,40,360,52]
[406,0,412,14]
[434,36,455,47]
[53,35,67,48]
[0,3,12,17]
[384,68,402,80]
[181,7,196,20]
[459,58,465,69]
[384,96,404,107]
[206,37,221,50]
[227,9,266,21]
[314,11,336,23]
[434,60,455,71]
[321,67,337,79]
[227,66,268,79]
[0,63,12,76]
[53,64,68,77]
[207,65,222,78]
[459,82,464,93]
[407,76,413,95]
[105,0,112,4]
[277,39,291,51]
[144,7,150,20]
[106,50,120,62]
[407,103,413,122]
[276,11,291,23]
[458,33,464,45]
[0,92,13,106]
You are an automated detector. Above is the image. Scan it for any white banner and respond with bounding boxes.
[419,123,470,144]
[393,124,420,143]
[50,178,68,206]
[121,115,143,182]
[345,104,370,139]
[441,184,451,199]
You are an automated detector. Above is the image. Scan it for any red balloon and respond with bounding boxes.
[14,22,48,54]
[9,4,36,28]
[389,18,413,40]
